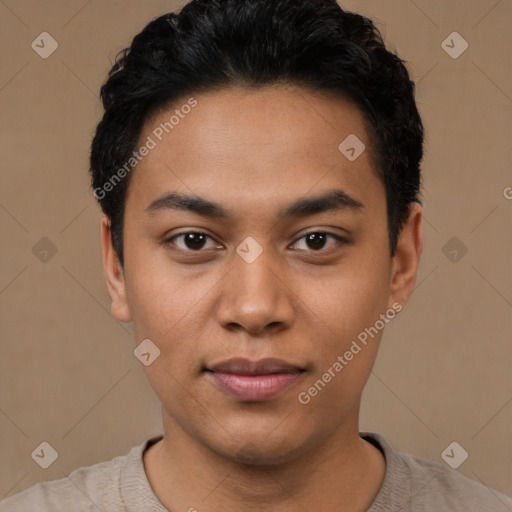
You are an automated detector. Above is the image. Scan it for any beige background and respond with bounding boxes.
[1,0,511,501]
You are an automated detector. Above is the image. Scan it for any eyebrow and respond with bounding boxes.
[145,188,364,220]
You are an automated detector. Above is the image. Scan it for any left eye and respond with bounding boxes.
[167,231,345,252]
[291,232,346,252]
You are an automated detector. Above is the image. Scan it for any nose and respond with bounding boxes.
[215,249,296,336]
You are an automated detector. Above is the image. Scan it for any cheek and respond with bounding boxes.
[295,270,390,422]
[124,257,206,407]
[123,237,200,338]
[123,241,224,381]
[307,252,390,346]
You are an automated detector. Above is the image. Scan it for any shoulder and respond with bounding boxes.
[0,441,148,512]
[363,432,512,512]
[399,450,511,510]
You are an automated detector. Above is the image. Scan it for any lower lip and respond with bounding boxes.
[207,371,303,401]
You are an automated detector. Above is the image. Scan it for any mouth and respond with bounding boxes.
[204,358,306,402]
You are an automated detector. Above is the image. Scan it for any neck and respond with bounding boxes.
[144,408,386,512]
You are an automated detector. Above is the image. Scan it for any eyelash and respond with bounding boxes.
[165,230,348,254]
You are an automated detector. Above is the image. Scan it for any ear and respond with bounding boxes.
[101,214,131,322]
[388,202,423,310]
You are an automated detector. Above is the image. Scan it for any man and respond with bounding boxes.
[2,0,511,510]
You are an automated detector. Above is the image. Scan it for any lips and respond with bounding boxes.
[205,358,305,402]
[207,357,304,375]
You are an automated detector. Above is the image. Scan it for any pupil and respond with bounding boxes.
[307,233,326,250]
[183,233,327,251]
[186,233,206,250]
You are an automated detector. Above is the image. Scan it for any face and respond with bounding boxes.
[102,85,422,464]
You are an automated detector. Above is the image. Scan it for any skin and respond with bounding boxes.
[101,85,422,511]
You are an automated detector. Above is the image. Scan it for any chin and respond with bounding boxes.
[227,443,294,466]
[209,428,311,467]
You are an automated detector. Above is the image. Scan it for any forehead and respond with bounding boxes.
[125,85,384,219]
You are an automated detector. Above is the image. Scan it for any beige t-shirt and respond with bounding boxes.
[1,432,511,511]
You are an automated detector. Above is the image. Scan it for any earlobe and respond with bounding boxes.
[100,215,132,323]
[388,202,423,311]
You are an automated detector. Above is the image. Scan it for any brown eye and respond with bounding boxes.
[168,232,218,252]
[292,232,346,252]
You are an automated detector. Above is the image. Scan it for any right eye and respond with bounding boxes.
[165,231,223,253]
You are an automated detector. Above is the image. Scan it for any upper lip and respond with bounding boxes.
[206,357,305,375]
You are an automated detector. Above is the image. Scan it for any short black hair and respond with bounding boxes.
[90,0,424,267]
